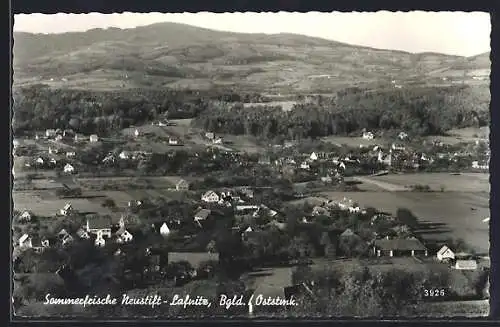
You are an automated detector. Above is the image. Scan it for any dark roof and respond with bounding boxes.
[374,238,427,251]
[168,252,220,268]
[194,209,211,219]
[88,216,112,230]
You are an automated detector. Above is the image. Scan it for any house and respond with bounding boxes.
[18,210,32,222]
[86,216,112,238]
[89,134,99,143]
[59,203,73,216]
[49,158,57,165]
[205,132,215,140]
[119,151,130,160]
[176,179,189,191]
[391,143,405,151]
[76,228,90,239]
[436,245,455,262]
[312,206,328,216]
[116,229,134,243]
[45,129,56,138]
[134,129,140,137]
[64,164,75,174]
[244,226,253,233]
[454,260,478,270]
[18,234,32,248]
[102,154,115,164]
[94,231,106,247]
[398,132,408,140]
[310,152,318,161]
[194,209,211,224]
[35,157,44,165]
[31,236,50,253]
[201,190,219,203]
[169,138,180,145]
[55,135,63,141]
[362,132,374,140]
[378,150,392,166]
[300,162,310,170]
[213,137,223,144]
[472,161,489,170]
[61,234,74,246]
[66,151,76,158]
[128,200,143,208]
[372,237,428,257]
[160,223,171,236]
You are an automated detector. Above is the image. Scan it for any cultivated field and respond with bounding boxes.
[361,172,489,193]
[425,127,490,145]
[13,191,114,217]
[242,266,293,299]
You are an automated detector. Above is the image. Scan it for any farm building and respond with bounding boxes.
[201,191,219,203]
[86,216,113,238]
[45,129,56,137]
[436,245,455,262]
[372,237,428,257]
[176,179,189,191]
[454,260,478,270]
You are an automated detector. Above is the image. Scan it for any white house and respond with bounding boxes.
[398,132,408,140]
[160,223,171,236]
[45,129,56,138]
[472,161,489,170]
[310,152,318,161]
[76,228,90,239]
[116,229,133,243]
[119,151,130,160]
[61,234,73,246]
[244,226,253,233]
[362,132,374,140]
[49,158,57,165]
[201,191,219,203]
[169,138,179,145]
[454,260,478,270]
[55,135,63,142]
[35,157,44,165]
[64,163,75,174]
[300,162,310,170]
[205,132,215,140]
[60,203,73,216]
[436,245,455,262]
[213,137,223,144]
[89,134,99,143]
[19,210,32,222]
[94,231,106,247]
[194,209,211,223]
[391,143,405,151]
[134,129,140,137]
[66,151,76,158]
[18,234,32,248]
[86,217,112,238]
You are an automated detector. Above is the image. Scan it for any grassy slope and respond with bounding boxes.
[13,22,490,93]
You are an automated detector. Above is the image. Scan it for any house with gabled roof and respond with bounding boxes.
[176,179,189,191]
[85,216,112,238]
[89,134,99,143]
[194,209,211,225]
[64,163,75,174]
[18,234,32,249]
[116,228,134,243]
[94,231,106,247]
[436,245,455,262]
[373,237,428,257]
[201,190,219,203]
[59,203,73,216]
[160,222,171,236]
[18,210,32,222]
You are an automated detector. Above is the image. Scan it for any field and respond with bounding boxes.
[425,127,490,145]
[321,135,379,147]
[13,191,114,217]
[220,134,265,154]
[358,172,490,193]
[242,266,293,299]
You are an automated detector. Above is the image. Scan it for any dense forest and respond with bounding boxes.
[193,85,490,140]
[13,84,489,138]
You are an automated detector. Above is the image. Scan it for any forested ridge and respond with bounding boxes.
[12,84,489,138]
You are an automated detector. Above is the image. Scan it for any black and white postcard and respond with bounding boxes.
[11,11,491,319]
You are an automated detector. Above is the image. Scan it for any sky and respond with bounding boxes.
[13,11,490,57]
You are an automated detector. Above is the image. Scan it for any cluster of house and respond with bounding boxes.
[205,132,224,145]
[40,129,99,144]
[132,127,183,146]
[26,145,77,174]
[361,130,408,141]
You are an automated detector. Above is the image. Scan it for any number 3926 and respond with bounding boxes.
[423,288,446,297]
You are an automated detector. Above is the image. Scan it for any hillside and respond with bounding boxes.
[13,22,490,93]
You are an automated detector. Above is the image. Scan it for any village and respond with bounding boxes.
[12,122,490,316]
